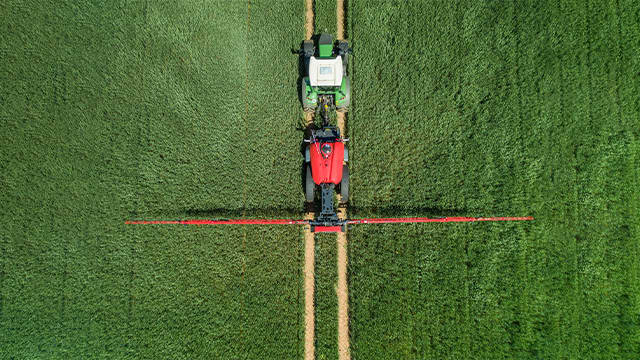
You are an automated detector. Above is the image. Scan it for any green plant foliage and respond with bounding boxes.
[348,0,639,358]
[0,0,306,357]
[1,0,638,358]
[315,0,337,37]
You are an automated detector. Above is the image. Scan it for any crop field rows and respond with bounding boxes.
[2,1,308,358]
[347,0,639,359]
[1,0,638,359]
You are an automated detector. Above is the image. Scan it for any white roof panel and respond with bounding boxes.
[309,56,343,87]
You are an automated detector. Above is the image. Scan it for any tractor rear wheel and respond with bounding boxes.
[305,164,315,202]
[337,41,349,69]
[336,76,350,112]
[301,78,317,112]
[340,165,349,204]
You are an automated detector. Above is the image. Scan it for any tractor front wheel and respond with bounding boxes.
[339,165,349,204]
[303,40,315,58]
[305,164,315,202]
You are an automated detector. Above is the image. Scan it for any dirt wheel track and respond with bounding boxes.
[304,3,316,360]
[304,1,349,359]
[336,0,345,41]
[304,214,315,360]
[335,1,350,359]
[305,0,314,40]
[336,212,350,360]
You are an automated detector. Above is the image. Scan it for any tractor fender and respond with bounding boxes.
[301,77,318,111]
[336,76,350,111]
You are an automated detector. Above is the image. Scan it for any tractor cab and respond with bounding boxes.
[299,33,352,112]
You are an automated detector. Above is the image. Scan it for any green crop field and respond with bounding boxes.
[1,0,639,359]
[315,0,337,37]
[1,0,307,358]
[348,0,639,359]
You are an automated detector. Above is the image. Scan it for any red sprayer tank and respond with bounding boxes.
[309,141,344,185]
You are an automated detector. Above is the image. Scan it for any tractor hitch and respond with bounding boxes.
[309,184,345,232]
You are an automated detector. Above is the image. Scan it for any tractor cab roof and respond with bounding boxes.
[309,56,343,87]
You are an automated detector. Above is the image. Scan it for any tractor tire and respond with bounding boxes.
[336,76,350,112]
[305,164,315,203]
[303,40,315,58]
[340,165,349,204]
[338,41,349,68]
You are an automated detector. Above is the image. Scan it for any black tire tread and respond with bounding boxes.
[305,164,315,202]
[340,165,349,204]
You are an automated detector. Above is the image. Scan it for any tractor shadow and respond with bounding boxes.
[347,206,465,219]
[178,207,302,219]
[138,205,467,221]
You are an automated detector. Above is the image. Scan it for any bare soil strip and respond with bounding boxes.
[305,0,315,40]
[335,1,350,359]
[304,214,315,360]
[336,217,350,360]
[304,4,316,360]
[336,0,345,41]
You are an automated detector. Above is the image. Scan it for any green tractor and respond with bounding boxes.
[299,33,352,115]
